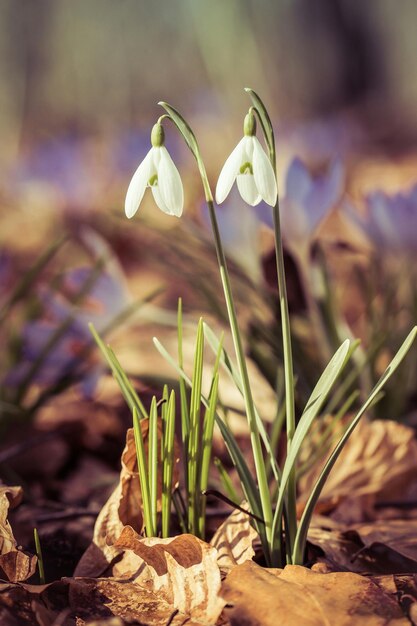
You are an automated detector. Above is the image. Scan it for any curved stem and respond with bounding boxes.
[250,96,297,561]
[159,102,273,560]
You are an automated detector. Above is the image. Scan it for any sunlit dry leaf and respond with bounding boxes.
[0,486,37,583]
[76,423,179,577]
[210,507,257,575]
[112,526,225,624]
[221,561,409,625]
[299,419,417,522]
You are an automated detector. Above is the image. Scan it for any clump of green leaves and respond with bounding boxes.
[90,299,221,539]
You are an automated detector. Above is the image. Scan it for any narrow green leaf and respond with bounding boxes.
[203,322,281,482]
[271,339,351,553]
[188,318,204,535]
[292,326,417,564]
[162,390,176,537]
[214,457,239,502]
[133,407,154,536]
[89,323,148,419]
[199,371,219,538]
[33,528,45,584]
[153,335,264,536]
[148,397,158,533]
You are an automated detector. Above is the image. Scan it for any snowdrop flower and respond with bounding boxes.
[216,110,277,207]
[125,122,184,218]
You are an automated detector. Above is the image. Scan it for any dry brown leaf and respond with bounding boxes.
[67,577,191,625]
[112,526,224,624]
[0,486,37,583]
[308,517,417,575]
[210,507,257,575]
[221,561,409,625]
[76,423,179,577]
[299,418,417,522]
[0,580,71,626]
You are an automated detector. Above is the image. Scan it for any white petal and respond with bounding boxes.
[236,174,261,206]
[215,137,247,204]
[124,149,155,218]
[157,147,184,217]
[252,137,277,206]
[151,184,173,216]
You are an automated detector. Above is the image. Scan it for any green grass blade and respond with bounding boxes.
[199,371,219,538]
[162,390,176,538]
[214,458,239,502]
[148,397,158,533]
[89,323,148,419]
[33,527,46,584]
[132,407,154,536]
[188,318,204,535]
[153,335,264,539]
[292,326,417,564]
[203,322,281,482]
[177,299,190,493]
[271,339,351,560]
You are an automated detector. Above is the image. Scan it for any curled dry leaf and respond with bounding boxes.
[111,526,225,624]
[210,507,257,575]
[221,561,409,625]
[309,518,417,575]
[299,418,417,522]
[75,422,180,577]
[0,485,37,583]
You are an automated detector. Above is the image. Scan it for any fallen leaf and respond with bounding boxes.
[76,422,179,577]
[308,518,417,575]
[299,418,417,522]
[210,507,257,575]
[112,526,224,624]
[67,577,191,625]
[221,561,409,625]
[0,486,37,583]
[0,580,70,626]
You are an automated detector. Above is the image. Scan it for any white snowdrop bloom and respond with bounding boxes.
[125,123,184,219]
[216,111,277,207]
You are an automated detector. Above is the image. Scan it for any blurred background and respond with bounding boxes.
[1,0,417,189]
[1,0,417,424]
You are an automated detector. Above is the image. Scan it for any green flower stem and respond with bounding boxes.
[246,88,297,559]
[205,197,273,552]
[158,102,273,555]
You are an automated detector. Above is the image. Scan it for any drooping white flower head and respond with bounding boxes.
[125,122,184,218]
[216,111,277,207]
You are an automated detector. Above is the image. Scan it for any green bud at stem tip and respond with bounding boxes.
[151,123,165,147]
[243,111,256,136]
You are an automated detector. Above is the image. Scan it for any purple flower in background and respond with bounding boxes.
[280,158,344,254]
[256,158,344,258]
[6,257,131,398]
[345,185,417,256]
